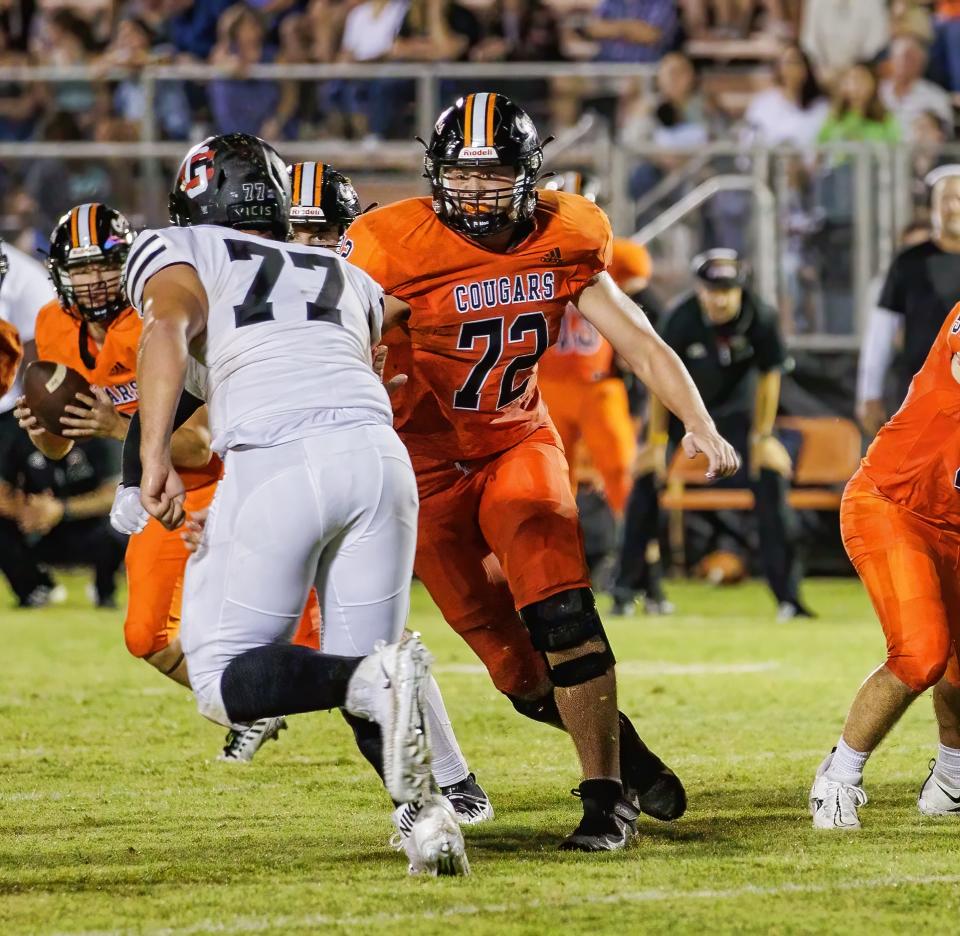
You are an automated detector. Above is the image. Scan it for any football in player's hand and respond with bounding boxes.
[23,360,92,436]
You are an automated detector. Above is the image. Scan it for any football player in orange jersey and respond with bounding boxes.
[289,161,497,821]
[13,203,318,762]
[344,93,739,851]
[538,171,651,519]
[810,302,960,829]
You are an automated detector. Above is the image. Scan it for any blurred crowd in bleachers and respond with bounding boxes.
[0,0,958,335]
[0,0,956,144]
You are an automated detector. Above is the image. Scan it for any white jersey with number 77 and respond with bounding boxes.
[125,224,392,454]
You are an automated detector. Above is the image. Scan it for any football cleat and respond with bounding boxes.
[560,783,641,852]
[217,716,287,763]
[619,713,687,821]
[391,794,471,876]
[917,758,960,816]
[345,633,433,804]
[441,772,494,824]
[809,753,867,830]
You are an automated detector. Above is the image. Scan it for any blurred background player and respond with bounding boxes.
[612,250,810,620]
[13,203,313,762]
[856,166,960,437]
[810,301,960,830]
[344,93,739,851]
[0,234,58,605]
[537,172,653,576]
[0,432,126,608]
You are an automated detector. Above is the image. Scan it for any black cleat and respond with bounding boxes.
[441,773,494,824]
[619,712,687,821]
[560,780,641,852]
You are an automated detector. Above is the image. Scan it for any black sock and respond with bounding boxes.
[579,778,623,811]
[220,644,363,724]
[340,708,386,781]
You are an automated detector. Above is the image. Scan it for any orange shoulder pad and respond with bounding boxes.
[545,190,614,277]
[343,198,433,297]
[34,299,74,364]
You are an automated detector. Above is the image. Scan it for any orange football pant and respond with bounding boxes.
[412,425,590,698]
[538,376,636,515]
[842,473,960,693]
[123,479,320,658]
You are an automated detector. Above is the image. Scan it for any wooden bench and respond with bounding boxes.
[659,416,862,567]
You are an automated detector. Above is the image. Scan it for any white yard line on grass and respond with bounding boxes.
[435,661,780,677]
[53,873,960,936]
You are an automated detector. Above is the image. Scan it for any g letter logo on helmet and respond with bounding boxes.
[180,145,216,200]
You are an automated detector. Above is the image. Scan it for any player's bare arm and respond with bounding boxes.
[169,405,213,470]
[381,294,410,334]
[576,271,740,479]
[137,263,209,530]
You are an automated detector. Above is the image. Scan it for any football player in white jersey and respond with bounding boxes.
[129,133,468,876]
[113,162,494,828]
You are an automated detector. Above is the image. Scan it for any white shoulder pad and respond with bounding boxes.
[125,227,198,316]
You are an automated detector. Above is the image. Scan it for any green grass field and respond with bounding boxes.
[2,574,958,936]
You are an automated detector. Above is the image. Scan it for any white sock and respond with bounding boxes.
[934,743,960,787]
[826,737,870,785]
[423,675,469,788]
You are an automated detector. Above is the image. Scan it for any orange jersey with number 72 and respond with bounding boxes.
[342,189,613,462]
[859,302,960,531]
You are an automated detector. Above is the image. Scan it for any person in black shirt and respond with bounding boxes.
[0,433,126,608]
[857,166,960,437]
[612,250,811,620]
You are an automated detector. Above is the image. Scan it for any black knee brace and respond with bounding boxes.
[519,587,615,687]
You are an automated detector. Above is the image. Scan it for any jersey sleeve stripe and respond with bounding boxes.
[127,243,167,306]
[125,233,162,282]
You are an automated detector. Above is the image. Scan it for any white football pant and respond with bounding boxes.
[181,424,418,728]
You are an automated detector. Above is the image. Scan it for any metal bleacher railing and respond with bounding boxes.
[0,62,955,348]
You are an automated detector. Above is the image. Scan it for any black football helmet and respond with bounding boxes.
[541,170,603,204]
[423,93,544,237]
[48,203,135,325]
[288,161,362,246]
[169,132,290,240]
[0,238,8,292]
